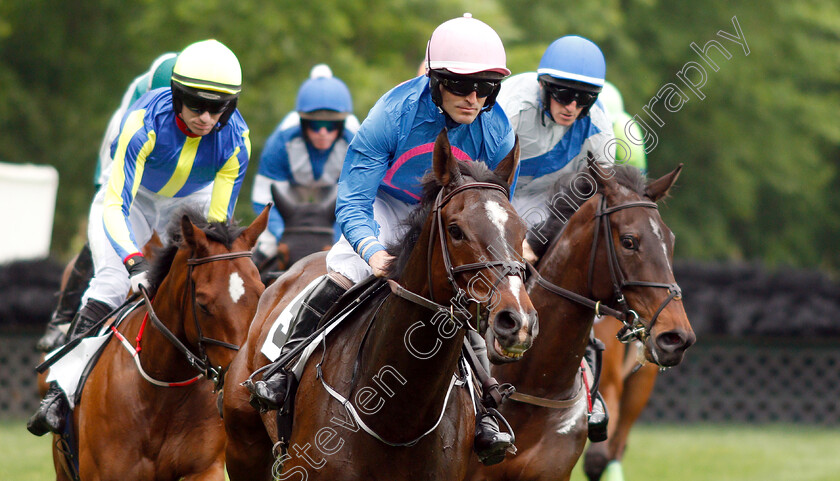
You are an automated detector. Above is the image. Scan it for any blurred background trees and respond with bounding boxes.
[1,0,838,271]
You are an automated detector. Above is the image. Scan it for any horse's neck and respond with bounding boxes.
[352,293,466,435]
[498,220,596,396]
[350,228,466,437]
[132,270,196,380]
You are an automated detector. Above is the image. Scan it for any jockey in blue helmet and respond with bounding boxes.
[250,65,359,271]
[497,34,613,443]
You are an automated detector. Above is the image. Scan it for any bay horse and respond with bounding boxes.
[582,315,660,480]
[222,130,538,481]
[467,162,695,481]
[53,207,268,481]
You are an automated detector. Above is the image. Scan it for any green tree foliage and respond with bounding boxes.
[1,0,838,272]
[500,0,840,271]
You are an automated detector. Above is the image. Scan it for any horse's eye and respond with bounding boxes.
[620,235,638,250]
[196,303,212,315]
[448,224,464,241]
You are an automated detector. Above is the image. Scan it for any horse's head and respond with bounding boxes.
[271,184,336,270]
[156,207,269,375]
[582,161,695,367]
[391,130,538,363]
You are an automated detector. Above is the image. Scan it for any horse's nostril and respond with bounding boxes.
[493,310,519,335]
[656,330,693,353]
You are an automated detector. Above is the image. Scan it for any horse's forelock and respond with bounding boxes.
[149,207,246,287]
[529,165,648,258]
[385,160,512,279]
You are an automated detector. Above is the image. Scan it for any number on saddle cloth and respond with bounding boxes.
[261,275,386,368]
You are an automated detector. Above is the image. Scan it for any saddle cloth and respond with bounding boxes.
[260,275,358,381]
[45,302,143,408]
[260,275,324,362]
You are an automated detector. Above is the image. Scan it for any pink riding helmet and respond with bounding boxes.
[425,13,510,77]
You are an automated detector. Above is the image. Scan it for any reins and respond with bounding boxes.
[116,250,252,389]
[511,194,681,410]
[317,180,523,447]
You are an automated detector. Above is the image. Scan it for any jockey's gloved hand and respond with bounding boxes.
[124,256,153,294]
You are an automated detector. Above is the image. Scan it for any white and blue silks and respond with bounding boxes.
[497,72,615,231]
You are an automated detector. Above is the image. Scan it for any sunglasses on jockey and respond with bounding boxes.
[436,74,501,98]
[181,95,231,115]
[303,119,342,132]
[544,83,599,108]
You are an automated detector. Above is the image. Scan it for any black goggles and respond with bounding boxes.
[545,85,598,108]
[303,120,342,132]
[438,75,500,98]
[182,95,231,115]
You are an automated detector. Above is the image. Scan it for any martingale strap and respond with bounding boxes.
[317,361,465,447]
[111,315,203,388]
[508,361,587,409]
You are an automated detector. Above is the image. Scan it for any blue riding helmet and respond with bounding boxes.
[296,64,353,121]
[537,35,606,118]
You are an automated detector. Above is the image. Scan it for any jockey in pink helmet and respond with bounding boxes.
[247,14,520,466]
[424,13,510,115]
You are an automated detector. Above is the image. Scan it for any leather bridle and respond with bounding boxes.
[530,194,682,344]
[140,250,253,389]
[424,182,526,321]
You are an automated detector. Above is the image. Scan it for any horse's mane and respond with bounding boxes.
[385,161,510,279]
[149,207,247,288]
[528,164,648,259]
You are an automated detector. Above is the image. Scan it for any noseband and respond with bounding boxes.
[140,250,253,388]
[530,194,682,344]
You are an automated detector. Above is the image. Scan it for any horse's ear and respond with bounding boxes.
[645,163,683,202]
[493,135,520,187]
[432,129,461,187]
[240,204,270,249]
[270,183,296,221]
[181,215,209,255]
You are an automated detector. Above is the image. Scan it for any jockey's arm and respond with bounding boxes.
[208,130,250,223]
[335,102,397,265]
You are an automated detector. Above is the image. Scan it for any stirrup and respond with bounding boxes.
[245,369,290,413]
[587,392,609,442]
[474,408,516,466]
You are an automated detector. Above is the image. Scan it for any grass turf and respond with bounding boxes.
[2,420,839,480]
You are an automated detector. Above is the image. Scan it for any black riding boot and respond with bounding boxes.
[584,334,609,442]
[248,275,347,411]
[469,331,514,466]
[36,243,95,352]
[27,299,112,436]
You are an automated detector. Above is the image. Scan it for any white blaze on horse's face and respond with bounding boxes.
[229,272,245,303]
[507,275,530,323]
[648,218,672,270]
[484,200,512,253]
[485,199,530,321]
